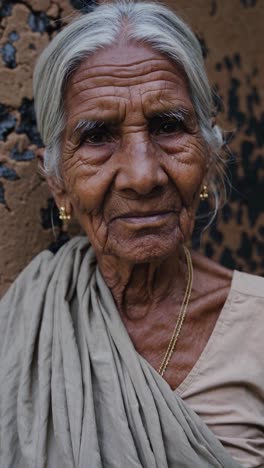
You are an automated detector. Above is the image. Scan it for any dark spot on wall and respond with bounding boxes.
[246,183,264,226]
[237,232,252,260]
[70,0,97,13]
[16,98,42,146]
[0,163,19,181]
[233,53,241,68]
[216,53,241,73]
[0,181,5,204]
[240,0,257,6]
[196,35,209,59]
[220,247,237,270]
[223,56,233,71]
[209,222,223,245]
[246,113,264,148]
[257,240,264,257]
[236,205,243,225]
[0,104,16,141]
[205,241,215,258]
[250,260,257,271]
[246,85,260,114]
[209,0,217,16]
[1,42,16,69]
[29,43,36,50]
[222,204,233,223]
[0,2,12,19]
[40,197,61,229]
[8,31,19,42]
[10,144,34,161]
[48,231,70,254]
[227,78,246,128]
[259,226,264,237]
[28,11,50,34]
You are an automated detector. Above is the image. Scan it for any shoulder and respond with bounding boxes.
[0,236,91,355]
[191,251,233,298]
[231,270,264,299]
[0,236,90,306]
[191,251,264,306]
[226,271,264,333]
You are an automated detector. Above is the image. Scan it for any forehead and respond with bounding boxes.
[64,42,192,123]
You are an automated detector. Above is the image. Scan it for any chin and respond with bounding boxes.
[104,231,183,264]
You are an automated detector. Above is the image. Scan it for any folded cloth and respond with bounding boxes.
[0,237,241,468]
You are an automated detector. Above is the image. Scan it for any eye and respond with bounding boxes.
[158,119,182,134]
[149,117,184,136]
[80,126,114,146]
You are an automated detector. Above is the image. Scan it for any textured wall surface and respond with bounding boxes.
[0,0,263,297]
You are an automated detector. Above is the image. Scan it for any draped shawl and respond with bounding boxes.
[0,237,241,468]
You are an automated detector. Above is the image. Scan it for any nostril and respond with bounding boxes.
[146,185,165,198]
[117,185,165,200]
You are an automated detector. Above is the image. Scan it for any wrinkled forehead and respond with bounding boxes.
[63,41,193,122]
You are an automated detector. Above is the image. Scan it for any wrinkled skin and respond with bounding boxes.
[47,42,232,389]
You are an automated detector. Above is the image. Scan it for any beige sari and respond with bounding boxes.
[0,237,241,467]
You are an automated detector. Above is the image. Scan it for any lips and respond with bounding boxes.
[111,210,177,227]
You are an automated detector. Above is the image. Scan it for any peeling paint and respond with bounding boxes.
[8,31,20,42]
[0,181,5,204]
[0,163,19,181]
[70,0,97,13]
[28,11,50,33]
[40,197,61,229]
[0,104,16,141]
[0,2,13,19]
[1,43,16,68]
[10,144,35,161]
[16,98,42,146]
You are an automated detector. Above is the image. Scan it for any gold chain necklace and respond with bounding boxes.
[158,245,193,377]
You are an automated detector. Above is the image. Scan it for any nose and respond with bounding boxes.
[114,135,168,196]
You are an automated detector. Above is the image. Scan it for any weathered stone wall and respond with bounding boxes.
[0,0,263,297]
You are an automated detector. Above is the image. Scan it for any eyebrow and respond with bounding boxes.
[72,119,101,136]
[71,106,194,138]
[146,106,193,121]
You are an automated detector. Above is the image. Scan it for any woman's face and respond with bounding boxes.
[56,42,208,263]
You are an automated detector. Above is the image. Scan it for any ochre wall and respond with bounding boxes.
[0,0,263,297]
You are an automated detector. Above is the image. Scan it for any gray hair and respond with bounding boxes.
[33,0,226,216]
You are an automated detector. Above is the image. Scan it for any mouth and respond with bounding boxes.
[112,210,177,228]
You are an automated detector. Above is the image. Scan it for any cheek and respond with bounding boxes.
[169,162,205,206]
[163,138,207,203]
[63,162,115,214]
[69,179,110,252]
[62,163,117,250]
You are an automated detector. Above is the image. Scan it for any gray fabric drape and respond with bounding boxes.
[0,237,241,468]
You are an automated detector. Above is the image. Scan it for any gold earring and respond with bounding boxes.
[59,206,71,221]
[200,184,209,201]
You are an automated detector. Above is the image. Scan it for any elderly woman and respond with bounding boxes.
[1,1,263,467]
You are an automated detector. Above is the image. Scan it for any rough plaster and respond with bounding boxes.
[0,0,263,297]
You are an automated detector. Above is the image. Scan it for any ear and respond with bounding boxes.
[47,175,72,214]
[36,147,45,178]
[211,116,216,128]
[36,148,72,216]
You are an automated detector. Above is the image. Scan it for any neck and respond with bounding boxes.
[96,247,188,320]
